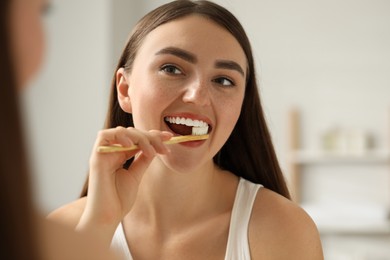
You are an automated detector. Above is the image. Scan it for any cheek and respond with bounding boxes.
[224,100,243,128]
[129,82,173,129]
[131,74,177,106]
[11,5,45,87]
[218,90,244,121]
[210,96,243,156]
[215,92,245,139]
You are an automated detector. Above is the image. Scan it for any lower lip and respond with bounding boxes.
[163,122,209,147]
[178,139,207,148]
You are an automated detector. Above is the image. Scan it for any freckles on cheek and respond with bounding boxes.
[217,100,242,131]
[142,85,170,101]
[132,84,171,116]
[224,95,244,115]
[154,83,178,100]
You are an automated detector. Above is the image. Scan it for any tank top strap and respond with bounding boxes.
[111,222,133,260]
[224,178,262,260]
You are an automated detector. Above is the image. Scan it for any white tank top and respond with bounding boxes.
[111,178,262,260]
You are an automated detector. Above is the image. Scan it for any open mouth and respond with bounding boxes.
[164,116,210,136]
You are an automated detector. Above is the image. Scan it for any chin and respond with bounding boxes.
[157,153,211,175]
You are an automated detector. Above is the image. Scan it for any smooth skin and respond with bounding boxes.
[49,15,323,259]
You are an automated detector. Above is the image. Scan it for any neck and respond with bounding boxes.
[127,157,238,230]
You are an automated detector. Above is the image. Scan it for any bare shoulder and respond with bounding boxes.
[47,197,87,229]
[249,188,323,260]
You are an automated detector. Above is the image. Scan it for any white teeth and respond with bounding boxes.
[164,116,209,128]
[164,116,210,135]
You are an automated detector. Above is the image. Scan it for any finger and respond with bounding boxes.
[95,127,133,147]
[94,128,173,159]
[90,128,139,172]
[126,129,173,157]
[119,130,172,162]
[148,130,173,154]
[130,133,156,158]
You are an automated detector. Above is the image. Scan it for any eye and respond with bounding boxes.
[213,77,235,87]
[160,64,183,75]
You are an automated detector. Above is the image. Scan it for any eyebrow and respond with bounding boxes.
[215,60,245,77]
[155,47,197,64]
[155,47,245,77]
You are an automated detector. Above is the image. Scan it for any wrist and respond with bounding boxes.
[76,210,121,247]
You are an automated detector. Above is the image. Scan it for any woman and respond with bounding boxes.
[1,0,119,259]
[50,1,323,259]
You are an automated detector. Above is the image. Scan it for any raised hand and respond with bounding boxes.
[76,127,172,245]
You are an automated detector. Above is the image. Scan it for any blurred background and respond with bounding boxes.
[22,0,390,259]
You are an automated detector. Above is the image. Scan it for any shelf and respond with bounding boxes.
[318,222,390,235]
[302,204,390,235]
[290,150,390,164]
[287,107,390,206]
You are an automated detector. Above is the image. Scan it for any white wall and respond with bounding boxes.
[111,0,145,70]
[23,0,112,212]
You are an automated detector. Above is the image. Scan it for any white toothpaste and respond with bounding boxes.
[192,126,209,135]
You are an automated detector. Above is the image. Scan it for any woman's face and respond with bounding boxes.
[10,0,48,88]
[118,15,247,171]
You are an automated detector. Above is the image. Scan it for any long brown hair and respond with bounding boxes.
[81,0,290,199]
[0,1,40,259]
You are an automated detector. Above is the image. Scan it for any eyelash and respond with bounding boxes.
[159,64,236,87]
[212,77,235,87]
[160,64,183,75]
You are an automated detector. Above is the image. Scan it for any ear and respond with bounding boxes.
[116,68,132,113]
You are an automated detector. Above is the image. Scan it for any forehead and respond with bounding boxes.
[137,15,247,66]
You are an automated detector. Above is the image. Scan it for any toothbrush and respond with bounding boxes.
[97,126,209,153]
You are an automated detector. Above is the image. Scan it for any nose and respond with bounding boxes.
[182,79,211,107]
